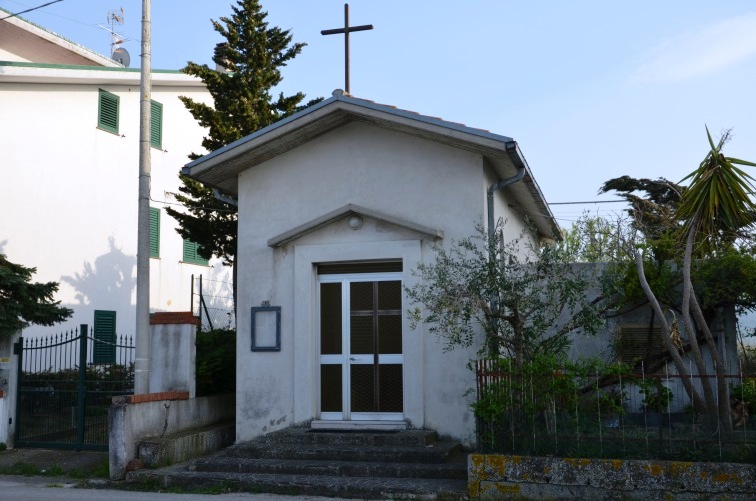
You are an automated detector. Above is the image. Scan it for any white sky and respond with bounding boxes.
[5,0,756,228]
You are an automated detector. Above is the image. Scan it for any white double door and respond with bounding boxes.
[318,272,404,421]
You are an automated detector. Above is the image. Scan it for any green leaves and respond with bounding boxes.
[677,127,756,252]
[172,0,321,269]
[0,254,72,336]
[405,221,608,363]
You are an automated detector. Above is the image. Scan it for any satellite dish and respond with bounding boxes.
[112,47,130,67]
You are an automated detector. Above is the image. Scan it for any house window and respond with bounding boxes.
[149,207,160,258]
[93,310,116,364]
[97,89,119,134]
[183,239,208,265]
[615,324,666,368]
[150,100,163,149]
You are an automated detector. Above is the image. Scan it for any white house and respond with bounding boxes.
[0,10,232,340]
[184,90,560,446]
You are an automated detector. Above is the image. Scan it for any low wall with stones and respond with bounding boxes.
[469,453,756,500]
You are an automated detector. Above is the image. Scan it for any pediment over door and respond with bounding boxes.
[267,203,444,248]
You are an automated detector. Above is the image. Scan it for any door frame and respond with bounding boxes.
[292,240,426,429]
[318,272,404,421]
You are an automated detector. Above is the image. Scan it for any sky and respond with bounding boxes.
[4,0,756,228]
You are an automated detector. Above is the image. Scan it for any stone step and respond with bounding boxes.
[137,421,235,468]
[190,455,468,480]
[259,427,439,447]
[129,468,468,500]
[224,440,463,464]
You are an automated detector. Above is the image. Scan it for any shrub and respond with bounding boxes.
[196,328,235,396]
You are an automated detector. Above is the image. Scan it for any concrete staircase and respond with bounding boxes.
[127,427,468,499]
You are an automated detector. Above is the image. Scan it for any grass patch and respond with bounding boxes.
[0,459,109,479]
[67,460,109,479]
[0,462,64,476]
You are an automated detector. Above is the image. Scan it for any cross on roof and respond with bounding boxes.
[321,3,373,95]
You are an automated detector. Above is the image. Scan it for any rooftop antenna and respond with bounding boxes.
[98,7,131,65]
[107,8,125,55]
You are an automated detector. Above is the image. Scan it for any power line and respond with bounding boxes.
[0,0,63,21]
[549,199,626,206]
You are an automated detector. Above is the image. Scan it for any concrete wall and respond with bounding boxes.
[0,333,19,446]
[233,122,533,447]
[149,313,197,398]
[469,453,756,499]
[565,263,741,413]
[0,395,5,445]
[109,393,234,480]
[0,65,232,339]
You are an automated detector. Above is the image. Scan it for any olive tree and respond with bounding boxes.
[406,221,607,366]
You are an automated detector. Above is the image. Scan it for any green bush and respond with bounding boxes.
[196,328,235,396]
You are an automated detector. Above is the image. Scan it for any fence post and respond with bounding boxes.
[13,336,23,447]
[76,324,88,449]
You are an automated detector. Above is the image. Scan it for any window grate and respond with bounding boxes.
[317,261,402,275]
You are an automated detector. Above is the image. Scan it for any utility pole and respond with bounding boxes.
[135,0,151,394]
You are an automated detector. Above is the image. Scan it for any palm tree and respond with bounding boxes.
[635,127,756,432]
[677,128,756,430]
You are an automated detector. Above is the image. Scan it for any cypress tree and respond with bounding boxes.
[167,0,319,268]
[0,254,72,336]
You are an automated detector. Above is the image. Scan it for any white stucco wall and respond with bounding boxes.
[233,122,535,446]
[0,67,231,337]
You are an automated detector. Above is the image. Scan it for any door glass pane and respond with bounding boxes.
[321,364,343,412]
[350,364,375,412]
[378,314,402,354]
[378,281,401,310]
[350,282,373,311]
[378,364,403,412]
[350,316,374,354]
[320,283,342,355]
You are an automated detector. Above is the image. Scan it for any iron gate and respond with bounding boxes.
[14,324,134,450]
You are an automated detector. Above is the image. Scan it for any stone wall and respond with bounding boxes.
[469,453,756,499]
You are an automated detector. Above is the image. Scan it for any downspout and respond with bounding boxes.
[486,140,527,357]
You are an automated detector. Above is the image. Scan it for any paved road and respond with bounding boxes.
[0,476,363,501]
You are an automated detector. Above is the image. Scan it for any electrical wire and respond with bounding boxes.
[150,196,238,214]
[0,0,63,21]
[549,200,626,205]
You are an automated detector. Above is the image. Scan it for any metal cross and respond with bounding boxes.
[321,3,373,94]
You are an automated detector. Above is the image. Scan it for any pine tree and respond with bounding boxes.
[0,254,72,336]
[167,0,320,267]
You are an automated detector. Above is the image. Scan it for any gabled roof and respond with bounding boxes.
[268,203,444,247]
[0,8,120,67]
[184,90,560,239]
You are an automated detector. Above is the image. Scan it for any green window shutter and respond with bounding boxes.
[150,100,163,149]
[93,310,116,364]
[149,207,160,258]
[183,238,208,265]
[97,89,119,134]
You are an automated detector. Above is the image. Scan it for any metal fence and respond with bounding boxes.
[191,274,235,331]
[15,325,134,450]
[474,359,756,463]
